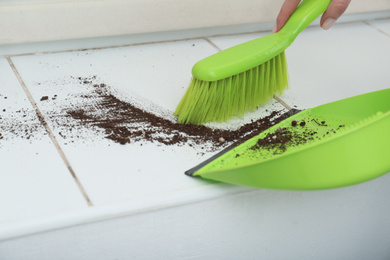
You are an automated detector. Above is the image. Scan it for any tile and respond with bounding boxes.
[367,18,390,36]
[283,22,390,108]
[11,39,286,207]
[13,39,216,113]
[209,22,390,108]
[0,58,88,227]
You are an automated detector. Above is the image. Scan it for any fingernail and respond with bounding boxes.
[322,18,336,30]
[272,23,277,33]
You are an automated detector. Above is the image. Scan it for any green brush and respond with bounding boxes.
[175,0,331,124]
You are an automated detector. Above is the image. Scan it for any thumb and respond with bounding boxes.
[320,0,351,30]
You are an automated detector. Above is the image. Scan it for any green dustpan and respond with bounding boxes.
[186,89,390,190]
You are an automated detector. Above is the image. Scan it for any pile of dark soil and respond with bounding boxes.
[1,76,300,150]
[63,76,300,149]
[250,118,345,156]
[251,127,316,154]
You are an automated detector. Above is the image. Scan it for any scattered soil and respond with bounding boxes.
[62,76,300,149]
[1,76,301,152]
[249,117,346,157]
[251,127,317,154]
[0,108,44,142]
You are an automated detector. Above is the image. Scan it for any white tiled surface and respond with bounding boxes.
[285,22,390,108]
[1,17,390,259]
[9,39,286,208]
[0,58,88,226]
[3,178,390,259]
[368,18,390,35]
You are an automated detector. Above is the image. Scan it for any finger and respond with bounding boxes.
[320,0,351,30]
[274,0,302,33]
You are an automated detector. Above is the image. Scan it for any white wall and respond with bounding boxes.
[0,0,390,44]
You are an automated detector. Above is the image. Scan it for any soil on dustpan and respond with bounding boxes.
[251,127,316,155]
[248,118,346,158]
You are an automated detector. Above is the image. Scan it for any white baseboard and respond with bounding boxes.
[0,0,389,45]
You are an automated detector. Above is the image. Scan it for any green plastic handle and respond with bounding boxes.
[279,0,331,38]
[192,0,331,82]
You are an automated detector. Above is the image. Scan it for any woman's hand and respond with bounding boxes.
[273,0,351,33]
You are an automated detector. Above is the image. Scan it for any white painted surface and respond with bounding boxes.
[0,58,88,227]
[0,0,389,44]
[0,0,285,44]
[1,12,390,57]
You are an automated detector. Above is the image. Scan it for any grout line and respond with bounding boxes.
[363,21,390,37]
[6,56,94,207]
[6,38,205,58]
[273,95,292,110]
[6,30,272,58]
[203,37,222,52]
[7,36,223,58]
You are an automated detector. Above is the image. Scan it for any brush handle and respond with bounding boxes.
[279,0,331,38]
[192,0,331,82]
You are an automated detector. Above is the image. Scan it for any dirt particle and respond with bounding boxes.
[291,120,297,126]
[40,96,49,101]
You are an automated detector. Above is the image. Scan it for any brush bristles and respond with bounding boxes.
[175,51,289,124]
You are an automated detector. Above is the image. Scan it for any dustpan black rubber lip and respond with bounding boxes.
[185,108,303,177]
[185,143,238,177]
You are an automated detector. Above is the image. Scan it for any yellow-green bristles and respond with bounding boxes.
[174,51,289,125]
